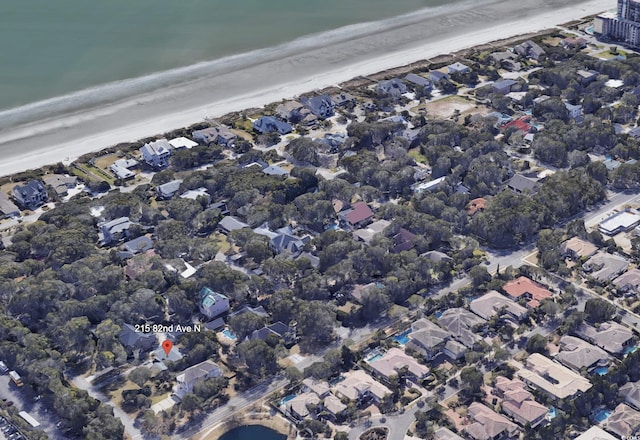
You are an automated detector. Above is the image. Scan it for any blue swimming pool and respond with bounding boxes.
[434,310,444,318]
[593,408,612,423]
[279,394,296,406]
[222,329,237,340]
[548,407,557,420]
[625,345,638,356]
[368,354,383,363]
[593,366,609,376]
[393,330,411,345]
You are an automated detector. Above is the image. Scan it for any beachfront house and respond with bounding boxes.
[404,73,433,92]
[376,78,407,97]
[301,94,335,119]
[253,116,292,135]
[0,193,19,218]
[140,139,171,168]
[12,180,47,210]
[192,126,237,147]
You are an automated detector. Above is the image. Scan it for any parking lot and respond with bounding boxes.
[0,416,27,440]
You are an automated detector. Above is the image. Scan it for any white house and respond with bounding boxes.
[174,360,222,399]
[140,139,172,168]
[198,287,230,319]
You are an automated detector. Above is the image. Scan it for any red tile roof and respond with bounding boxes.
[503,276,552,307]
[345,202,374,225]
[503,116,531,133]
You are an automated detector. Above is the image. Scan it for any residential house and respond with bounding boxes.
[603,403,640,439]
[507,174,538,194]
[118,324,156,353]
[489,51,521,71]
[433,427,464,440]
[582,252,630,283]
[218,216,250,234]
[0,193,19,218]
[438,308,485,348]
[98,217,132,245]
[392,228,417,253]
[192,126,237,147]
[411,176,447,193]
[422,250,453,263]
[613,269,640,295]
[322,395,347,420]
[576,69,599,85]
[339,201,374,229]
[565,102,583,120]
[301,94,334,119]
[174,360,222,399]
[492,79,518,95]
[228,305,270,320]
[429,71,449,83]
[302,378,331,399]
[121,236,153,257]
[331,370,391,404]
[168,136,198,150]
[464,402,519,440]
[276,101,304,122]
[406,318,454,360]
[270,233,308,254]
[620,381,640,410]
[262,165,288,176]
[469,290,528,322]
[249,322,296,346]
[12,180,47,209]
[556,335,610,372]
[368,347,429,384]
[517,353,592,400]
[140,139,172,168]
[447,62,470,74]
[599,210,640,235]
[157,179,183,199]
[253,116,293,135]
[287,392,320,420]
[404,73,433,91]
[110,159,137,180]
[42,174,77,197]
[560,236,598,260]
[124,250,155,279]
[198,287,230,320]
[513,40,546,60]
[560,37,587,49]
[575,321,635,355]
[466,198,486,216]
[494,376,548,427]
[352,219,391,244]
[502,276,552,308]
[330,92,356,107]
[574,426,617,440]
[180,187,211,203]
[376,78,407,97]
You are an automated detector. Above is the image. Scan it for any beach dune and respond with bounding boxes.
[0,0,611,178]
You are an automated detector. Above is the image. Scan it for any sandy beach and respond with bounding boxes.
[0,0,612,178]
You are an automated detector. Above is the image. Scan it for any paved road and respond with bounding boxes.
[175,378,288,439]
[69,375,143,440]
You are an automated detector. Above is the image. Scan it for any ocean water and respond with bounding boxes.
[0,0,452,111]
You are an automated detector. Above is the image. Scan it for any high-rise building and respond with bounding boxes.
[595,0,640,48]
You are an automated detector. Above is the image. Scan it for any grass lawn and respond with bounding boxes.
[109,380,139,408]
[209,232,231,254]
[94,154,119,170]
[408,148,428,164]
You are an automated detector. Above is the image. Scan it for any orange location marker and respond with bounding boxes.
[162,340,173,356]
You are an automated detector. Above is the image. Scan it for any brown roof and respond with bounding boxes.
[605,403,640,438]
[466,198,486,215]
[465,402,519,440]
[344,202,373,225]
[502,277,552,308]
[561,237,598,259]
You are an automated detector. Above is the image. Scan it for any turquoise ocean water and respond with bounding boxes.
[1,0,451,111]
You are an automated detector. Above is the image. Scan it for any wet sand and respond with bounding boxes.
[0,0,611,178]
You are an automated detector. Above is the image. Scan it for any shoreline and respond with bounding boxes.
[197,413,296,440]
[0,0,612,179]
